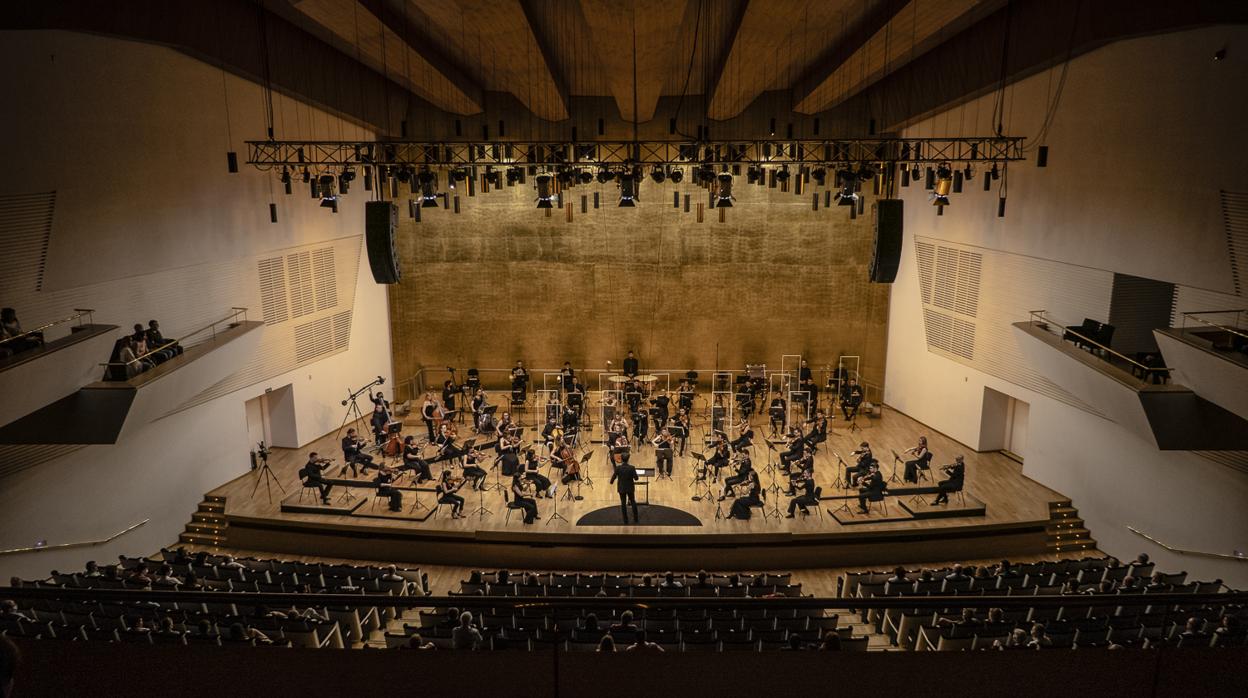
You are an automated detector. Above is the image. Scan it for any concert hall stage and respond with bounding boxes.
[211,406,1062,571]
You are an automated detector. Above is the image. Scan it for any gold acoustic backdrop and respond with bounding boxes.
[387,175,890,394]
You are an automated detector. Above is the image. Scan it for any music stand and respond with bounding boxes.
[469,477,493,518]
[889,450,905,484]
[688,452,714,502]
[249,442,287,504]
[577,451,594,490]
[546,480,569,526]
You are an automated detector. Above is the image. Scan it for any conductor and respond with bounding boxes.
[610,453,640,523]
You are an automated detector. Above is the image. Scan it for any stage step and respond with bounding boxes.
[1045,499,1097,554]
[179,495,228,549]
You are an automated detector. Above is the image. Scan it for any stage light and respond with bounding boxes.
[774,166,791,183]
[619,176,637,207]
[811,167,827,186]
[834,169,858,206]
[418,170,440,208]
[535,174,555,209]
[990,163,1000,180]
[450,168,469,185]
[650,166,666,183]
[396,167,412,183]
[669,167,684,184]
[931,164,953,206]
[281,168,292,195]
[484,168,502,186]
[596,168,613,184]
[715,173,734,207]
[556,168,575,186]
[746,166,763,185]
[506,167,523,185]
[578,169,593,184]
[338,168,354,195]
[963,164,974,181]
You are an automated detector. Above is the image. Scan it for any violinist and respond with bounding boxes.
[299,452,333,504]
[903,436,931,484]
[718,453,754,501]
[706,433,730,481]
[725,470,762,520]
[498,445,521,478]
[341,428,376,477]
[510,472,539,524]
[671,409,691,456]
[652,428,674,477]
[436,422,463,464]
[540,416,560,449]
[560,362,576,394]
[778,427,805,470]
[607,414,628,448]
[808,409,829,445]
[730,418,754,453]
[374,465,403,511]
[650,389,670,428]
[784,449,814,495]
[523,448,555,498]
[400,435,433,483]
[461,445,488,490]
[495,411,516,438]
[847,442,875,487]
[436,469,466,518]
[786,466,818,517]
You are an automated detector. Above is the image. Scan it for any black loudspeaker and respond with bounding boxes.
[365,201,401,284]
[869,199,903,283]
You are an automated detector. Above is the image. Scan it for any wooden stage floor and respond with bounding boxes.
[212,403,1066,570]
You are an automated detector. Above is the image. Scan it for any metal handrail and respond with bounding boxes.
[1127,525,1248,563]
[99,308,248,368]
[1027,310,1170,375]
[0,519,148,556]
[1180,309,1248,341]
[0,308,95,346]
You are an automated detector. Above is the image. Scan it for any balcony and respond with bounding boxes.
[0,310,119,429]
[1013,312,1248,451]
[0,310,263,445]
[1153,310,1248,422]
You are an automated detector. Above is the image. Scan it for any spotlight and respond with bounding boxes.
[931,164,953,206]
[746,166,763,185]
[535,174,555,209]
[280,168,292,195]
[811,167,827,186]
[774,167,791,183]
[556,168,574,186]
[990,163,1000,180]
[578,169,593,185]
[596,168,613,184]
[484,168,502,186]
[650,166,666,184]
[338,168,355,195]
[834,169,858,206]
[619,176,637,207]
[695,165,716,185]
[419,170,440,208]
[396,168,412,183]
[450,168,468,183]
[963,164,974,181]
[506,167,523,185]
[911,163,921,180]
[715,173,734,207]
[669,167,684,184]
[301,168,310,183]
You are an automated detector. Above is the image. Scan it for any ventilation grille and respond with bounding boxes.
[258,257,289,325]
[0,191,56,296]
[287,251,316,319]
[0,444,84,480]
[1222,190,1248,296]
[313,247,338,311]
[914,236,1112,416]
[294,316,334,363]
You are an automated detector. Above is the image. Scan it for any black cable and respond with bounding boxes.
[671,0,705,141]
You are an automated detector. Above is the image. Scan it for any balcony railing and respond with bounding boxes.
[1027,310,1171,381]
[0,308,95,349]
[99,308,248,374]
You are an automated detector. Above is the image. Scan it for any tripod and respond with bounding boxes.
[762,465,783,520]
[336,377,385,442]
[469,479,493,518]
[546,482,569,525]
[831,453,848,490]
[249,443,286,504]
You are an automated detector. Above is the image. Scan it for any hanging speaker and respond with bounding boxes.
[365,201,401,284]
[869,199,903,283]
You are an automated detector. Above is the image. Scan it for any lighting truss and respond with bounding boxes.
[245,137,1024,170]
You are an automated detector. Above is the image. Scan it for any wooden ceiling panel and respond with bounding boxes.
[794,0,999,114]
[408,0,569,121]
[290,0,483,115]
[577,0,691,124]
[706,0,863,121]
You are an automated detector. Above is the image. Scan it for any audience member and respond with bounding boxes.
[145,319,182,358]
[945,564,968,582]
[1,307,42,357]
[405,634,435,650]
[660,572,682,588]
[596,634,616,652]
[0,601,31,623]
[451,612,484,650]
[1027,623,1051,649]
[0,635,18,698]
[817,632,842,651]
[609,610,638,633]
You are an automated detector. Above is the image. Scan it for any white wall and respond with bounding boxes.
[886,26,1248,587]
[0,31,392,581]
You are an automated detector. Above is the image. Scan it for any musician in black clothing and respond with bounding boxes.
[498,447,521,478]
[540,416,559,448]
[932,455,966,505]
[400,435,433,483]
[622,351,639,378]
[671,410,690,456]
[718,455,754,501]
[784,450,814,493]
[370,392,391,444]
[903,436,932,483]
[677,379,694,413]
[786,468,818,517]
[632,407,649,446]
[730,418,754,453]
[523,448,555,498]
[441,380,458,414]
[800,377,819,418]
[560,408,580,444]
[341,428,375,477]
[650,390,670,428]
[299,453,333,503]
[437,469,466,518]
[779,428,805,470]
[509,473,539,524]
[809,410,829,444]
[769,393,787,435]
[560,362,576,393]
[799,359,812,383]
[840,378,864,421]
[726,470,762,519]
[374,467,403,511]
[847,442,875,487]
[857,464,886,513]
[610,453,640,523]
[652,428,675,477]
[461,447,488,490]
[706,436,730,481]
[420,394,438,441]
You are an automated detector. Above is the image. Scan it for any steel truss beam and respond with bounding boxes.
[246,137,1024,170]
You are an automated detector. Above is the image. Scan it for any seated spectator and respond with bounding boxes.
[945,564,968,582]
[467,570,483,585]
[694,570,711,588]
[0,307,42,357]
[1027,623,1051,649]
[225,622,272,645]
[155,617,182,638]
[817,632,842,650]
[986,608,1005,625]
[609,610,638,633]
[997,559,1019,578]
[83,561,103,578]
[132,324,168,364]
[660,571,682,588]
[145,320,182,358]
[451,612,483,650]
[0,629,18,698]
[887,566,908,585]
[0,600,31,623]
[938,608,982,628]
[380,565,404,583]
[1145,572,1169,591]
[127,564,153,586]
[1178,617,1209,643]
[496,569,510,585]
[638,574,654,588]
[126,617,152,635]
[405,633,435,650]
[725,574,742,588]
[626,636,665,652]
[994,628,1029,650]
[918,570,934,583]
[152,565,180,587]
[1129,553,1150,568]
[597,634,616,652]
[193,619,217,638]
[780,635,807,651]
[181,574,203,591]
[219,555,245,570]
[1119,575,1138,590]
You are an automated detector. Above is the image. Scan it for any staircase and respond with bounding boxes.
[178,494,227,547]
[1046,499,1096,554]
